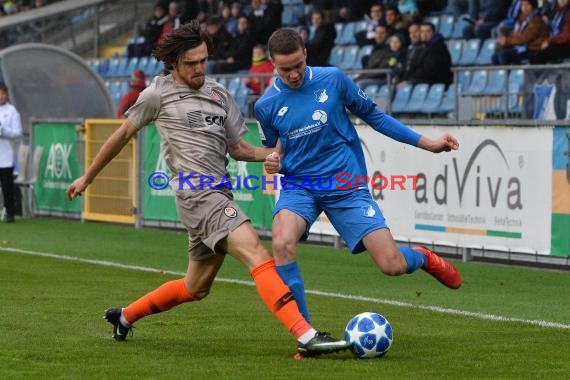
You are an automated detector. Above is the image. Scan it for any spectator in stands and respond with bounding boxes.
[529,0,570,63]
[0,82,22,223]
[492,0,547,65]
[355,3,386,47]
[396,22,424,84]
[332,0,374,23]
[116,70,147,118]
[213,16,255,74]
[463,0,509,40]
[247,0,283,45]
[496,0,522,37]
[385,5,411,41]
[157,1,183,47]
[245,44,275,95]
[129,3,169,57]
[357,24,392,83]
[204,15,232,73]
[304,10,337,66]
[224,2,244,37]
[400,22,452,86]
[398,0,419,19]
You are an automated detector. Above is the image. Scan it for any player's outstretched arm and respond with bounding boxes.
[417,133,459,153]
[228,138,281,163]
[66,120,138,200]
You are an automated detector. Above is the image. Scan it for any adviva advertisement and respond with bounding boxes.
[312,126,553,254]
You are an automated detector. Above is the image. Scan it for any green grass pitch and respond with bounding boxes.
[1,218,569,379]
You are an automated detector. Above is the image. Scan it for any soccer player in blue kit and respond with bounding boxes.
[257,28,462,322]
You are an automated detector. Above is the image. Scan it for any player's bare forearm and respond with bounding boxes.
[229,138,279,162]
[417,134,459,153]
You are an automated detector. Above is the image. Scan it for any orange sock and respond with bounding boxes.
[123,278,198,324]
[250,259,312,340]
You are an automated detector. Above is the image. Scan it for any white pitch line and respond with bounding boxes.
[2,246,570,330]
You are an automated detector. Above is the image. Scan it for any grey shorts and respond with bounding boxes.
[175,188,250,261]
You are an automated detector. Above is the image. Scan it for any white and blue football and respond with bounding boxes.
[344,312,393,358]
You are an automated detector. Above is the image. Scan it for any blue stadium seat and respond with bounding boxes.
[439,15,455,39]
[424,15,440,31]
[123,57,139,77]
[281,0,303,26]
[227,77,241,97]
[474,38,497,65]
[456,38,481,66]
[375,84,389,111]
[114,57,129,77]
[328,45,345,67]
[508,69,525,91]
[437,85,456,113]
[234,84,251,115]
[361,82,379,99]
[462,69,488,95]
[446,39,463,66]
[421,83,446,114]
[354,20,368,34]
[403,83,429,113]
[340,45,359,70]
[354,44,373,70]
[451,15,470,39]
[456,70,471,92]
[391,83,413,113]
[146,57,163,76]
[482,69,506,95]
[333,23,344,45]
[104,58,121,78]
[337,21,357,45]
[137,56,150,76]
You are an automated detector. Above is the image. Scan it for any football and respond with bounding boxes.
[344,312,393,358]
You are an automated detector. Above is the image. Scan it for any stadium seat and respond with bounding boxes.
[437,85,456,114]
[354,20,368,34]
[340,45,359,70]
[137,56,150,75]
[375,84,389,111]
[451,15,470,39]
[333,23,344,45]
[508,69,525,91]
[446,39,463,66]
[403,83,429,113]
[337,21,357,45]
[123,57,139,77]
[424,15,440,31]
[354,44,373,70]
[391,83,413,113]
[456,70,471,91]
[113,57,129,78]
[361,82,379,98]
[421,83,446,114]
[462,69,488,95]
[328,45,344,67]
[456,38,481,66]
[227,77,241,97]
[482,69,506,95]
[234,84,251,115]
[281,0,303,26]
[439,15,455,39]
[474,38,496,65]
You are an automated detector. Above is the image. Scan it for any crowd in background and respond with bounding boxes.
[0,0,47,16]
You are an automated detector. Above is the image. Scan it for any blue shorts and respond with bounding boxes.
[274,188,387,253]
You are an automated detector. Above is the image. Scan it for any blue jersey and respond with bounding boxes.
[255,66,421,190]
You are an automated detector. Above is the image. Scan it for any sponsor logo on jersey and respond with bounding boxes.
[314,89,328,103]
[224,207,237,218]
[204,115,226,127]
[277,106,288,116]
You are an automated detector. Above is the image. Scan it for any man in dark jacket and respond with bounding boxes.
[401,22,452,86]
[305,10,337,66]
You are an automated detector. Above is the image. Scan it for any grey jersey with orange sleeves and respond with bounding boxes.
[126,75,247,193]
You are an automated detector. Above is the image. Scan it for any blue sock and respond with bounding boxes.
[399,246,425,274]
[276,261,310,323]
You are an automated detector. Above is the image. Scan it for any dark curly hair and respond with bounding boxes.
[152,20,213,68]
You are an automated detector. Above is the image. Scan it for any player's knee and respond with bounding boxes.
[377,255,407,276]
[271,235,297,261]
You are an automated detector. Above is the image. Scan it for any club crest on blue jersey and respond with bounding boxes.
[362,205,376,217]
[314,89,329,103]
[224,207,237,218]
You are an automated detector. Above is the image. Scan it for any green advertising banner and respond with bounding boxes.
[33,123,81,213]
[141,125,180,221]
[141,123,275,229]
